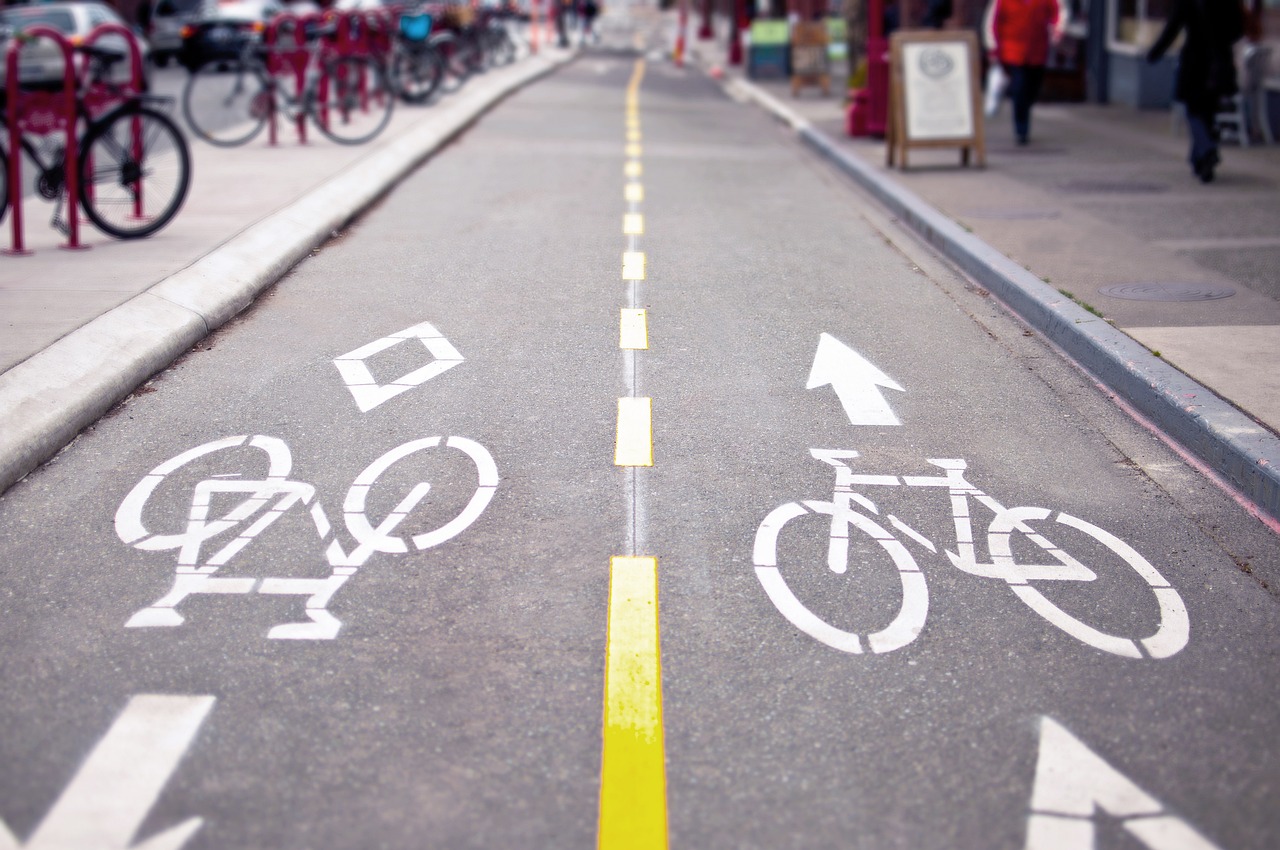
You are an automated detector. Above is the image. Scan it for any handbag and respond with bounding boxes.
[984,62,1008,118]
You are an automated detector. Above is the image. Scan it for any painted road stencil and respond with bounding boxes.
[1026,718,1222,849]
[0,695,213,850]
[333,321,464,413]
[807,333,906,427]
[116,435,497,639]
[756,339,1189,658]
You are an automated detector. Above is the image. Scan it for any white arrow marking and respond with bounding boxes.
[1025,717,1222,850]
[805,333,905,426]
[334,322,464,413]
[0,695,214,850]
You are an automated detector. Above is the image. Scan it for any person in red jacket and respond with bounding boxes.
[983,0,1068,144]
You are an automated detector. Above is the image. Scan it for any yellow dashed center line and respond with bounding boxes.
[601,59,668,850]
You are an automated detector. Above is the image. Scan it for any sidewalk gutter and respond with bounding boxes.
[0,53,573,496]
[723,76,1280,523]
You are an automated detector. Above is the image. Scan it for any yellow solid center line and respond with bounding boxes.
[615,397,653,467]
[620,309,649,349]
[598,556,667,849]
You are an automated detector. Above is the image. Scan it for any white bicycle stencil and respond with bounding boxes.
[753,449,1189,659]
[115,434,498,640]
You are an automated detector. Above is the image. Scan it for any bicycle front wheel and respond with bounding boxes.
[78,105,192,240]
[311,56,395,145]
[182,60,269,147]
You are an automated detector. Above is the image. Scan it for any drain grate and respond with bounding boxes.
[1099,282,1236,302]
[1057,180,1168,194]
[964,208,1061,220]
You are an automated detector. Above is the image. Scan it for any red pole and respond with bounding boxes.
[728,0,745,65]
[530,0,540,53]
[675,0,687,67]
[698,0,713,40]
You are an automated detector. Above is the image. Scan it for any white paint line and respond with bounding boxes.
[4,695,214,850]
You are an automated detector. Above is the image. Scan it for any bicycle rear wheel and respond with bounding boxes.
[390,46,444,104]
[78,105,191,240]
[311,56,395,145]
[182,60,270,147]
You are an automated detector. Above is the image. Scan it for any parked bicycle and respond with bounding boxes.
[753,449,1190,659]
[182,18,395,148]
[1,42,191,239]
[386,4,445,104]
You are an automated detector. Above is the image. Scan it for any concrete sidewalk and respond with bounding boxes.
[683,25,1280,523]
[0,44,576,494]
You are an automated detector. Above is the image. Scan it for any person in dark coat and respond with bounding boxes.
[1146,0,1245,183]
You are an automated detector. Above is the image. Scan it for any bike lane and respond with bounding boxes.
[0,56,653,848]
[0,46,1275,850]
[631,66,1280,849]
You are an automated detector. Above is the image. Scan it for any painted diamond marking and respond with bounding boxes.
[334,322,464,413]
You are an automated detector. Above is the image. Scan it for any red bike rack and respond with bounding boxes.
[81,24,149,224]
[4,25,85,255]
[264,12,312,145]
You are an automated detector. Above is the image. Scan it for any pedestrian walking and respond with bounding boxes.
[1146,0,1246,183]
[982,0,1068,145]
[579,0,600,44]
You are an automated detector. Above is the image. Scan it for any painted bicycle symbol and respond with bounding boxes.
[115,434,498,639]
[753,449,1189,659]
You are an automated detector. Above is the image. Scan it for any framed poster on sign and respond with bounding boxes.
[887,30,986,169]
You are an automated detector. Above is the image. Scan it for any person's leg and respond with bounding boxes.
[1185,103,1219,180]
[1007,65,1031,143]
[1019,65,1045,143]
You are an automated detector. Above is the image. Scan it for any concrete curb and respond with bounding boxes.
[0,52,573,496]
[723,76,1280,523]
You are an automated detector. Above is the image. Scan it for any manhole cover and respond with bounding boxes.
[1099,283,1236,302]
[1057,180,1168,194]
[964,208,1061,220]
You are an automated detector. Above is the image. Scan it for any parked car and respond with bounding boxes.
[178,0,282,70]
[145,0,205,66]
[0,1,151,87]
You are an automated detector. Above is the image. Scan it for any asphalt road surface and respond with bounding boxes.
[0,36,1277,850]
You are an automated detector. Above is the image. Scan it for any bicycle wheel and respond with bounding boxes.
[486,25,516,66]
[431,32,470,92]
[753,500,929,655]
[390,45,444,104]
[78,104,191,240]
[311,56,395,145]
[980,507,1190,660]
[182,59,270,147]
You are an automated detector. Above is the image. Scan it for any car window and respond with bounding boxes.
[0,7,78,35]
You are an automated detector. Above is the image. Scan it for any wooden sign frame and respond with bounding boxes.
[887,30,986,170]
[790,21,831,97]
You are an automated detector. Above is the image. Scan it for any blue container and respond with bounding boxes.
[748,45,789,80]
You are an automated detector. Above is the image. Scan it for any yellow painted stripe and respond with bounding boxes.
[615,398,653,466]
[623,213,644,235]
[620,309,648,349]
[622,251,646,281]
[625,161,642,178]
[627,129,642,143]
[599,556,667,850]
[626,144,643,158]
[625,184,644,203]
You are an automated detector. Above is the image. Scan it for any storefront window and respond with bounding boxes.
[1112,0,1172,51]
